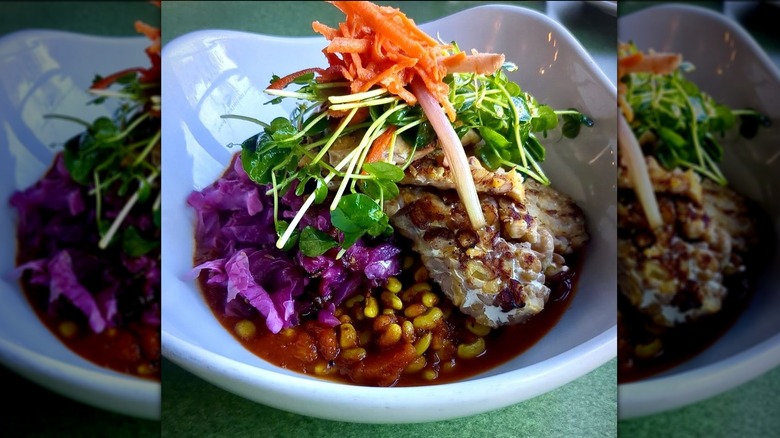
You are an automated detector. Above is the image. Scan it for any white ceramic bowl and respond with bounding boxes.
[618,4,780,420]
[161,4,617,424]
[0,30,161,420]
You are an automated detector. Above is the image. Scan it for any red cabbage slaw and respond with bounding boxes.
[9,153,160,333]
[188,153,402,333]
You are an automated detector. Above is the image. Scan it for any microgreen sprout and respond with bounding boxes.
[621,42,770,186]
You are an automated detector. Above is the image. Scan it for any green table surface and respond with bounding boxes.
[160,1,617,438]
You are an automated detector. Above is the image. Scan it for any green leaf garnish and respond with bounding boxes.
[299,226,339,257]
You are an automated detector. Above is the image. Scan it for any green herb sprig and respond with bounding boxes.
[447,60,592,185]
[621,43,770,185]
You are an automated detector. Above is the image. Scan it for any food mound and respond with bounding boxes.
[189,0,592,387]
[616,42,772,382]
[9,17,161,380]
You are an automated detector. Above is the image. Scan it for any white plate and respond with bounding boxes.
[618,4,780,420]
[0,29,160,420]
[161,4,617,424]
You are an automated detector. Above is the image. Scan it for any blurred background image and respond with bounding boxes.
[617,1,780,436]
[0,2,160,436]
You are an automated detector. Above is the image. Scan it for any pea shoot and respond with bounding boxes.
[620,42,770,186]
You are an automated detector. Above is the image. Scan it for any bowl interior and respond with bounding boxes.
[161,5,617,423]
[0,30,160,420]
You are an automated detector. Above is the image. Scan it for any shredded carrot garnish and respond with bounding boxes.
[91,19,160,91]
[617,44,681,79]
[438,52,467,71]
[90,67,145,90]
[441,52,505,75]
[134,20,160,54]
[618,52,643,70]
[134,20,161,87]
[312,1,457,121]
[326,37,371,54]
[268,67,326,90]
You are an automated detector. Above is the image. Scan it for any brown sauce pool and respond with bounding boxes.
[19,279,160,381]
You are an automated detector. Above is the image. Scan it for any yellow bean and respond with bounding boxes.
[137,363,155,376]
[401,320,416,343]
[59,321,77,339]
[413,332,432,356]
[378,323,402,346]
[234,320,257,340]
[634,338,663,359]
[339,323,358,348]
[402,256,415,270]
[457,337,486,359]
[359,330,372,346]
[431,334,445,351]
[381,291,403,310]
[421,292,439,308]
[402,282,433,302]
[341,347,367,362]
[313,361,334,376]
[386,277,403,293]
[404,355,427,374]
[364,296,379,318]
[404,303,427,318]
[280,328,296,339]
[407,282,432,295]
[413,307,443,330]
[466,320,491,337]
[414,266,429,282]
[373,314,393,332]
[346,295,365,308]
[421,369,438,380]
